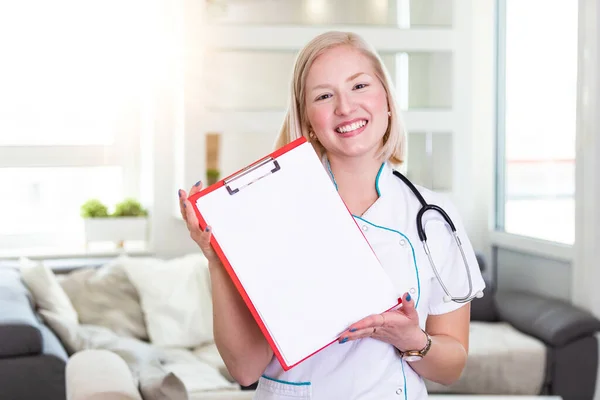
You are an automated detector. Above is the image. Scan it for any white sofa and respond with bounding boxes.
[19,253,600,400]
[66,349,255,400]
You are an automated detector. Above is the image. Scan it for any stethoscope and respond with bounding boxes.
[393,170,484,304]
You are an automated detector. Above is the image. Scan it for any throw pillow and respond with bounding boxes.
[59,257,149,340]
[19,257,78,324]
[123,254,214,348]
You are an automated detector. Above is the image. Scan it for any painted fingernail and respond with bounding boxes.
[183,203,186,208]
[349,328,357,332]
[340,337,348,344]
[178,190,181,197]
[195,180,201,187]
[406,294,412,302]
[205,227,210,232]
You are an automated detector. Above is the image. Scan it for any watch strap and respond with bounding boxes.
[399,329,431,360]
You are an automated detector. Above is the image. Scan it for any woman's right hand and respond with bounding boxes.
[179,182,222,267]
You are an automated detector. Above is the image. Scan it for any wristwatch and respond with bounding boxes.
[399,330,432,362]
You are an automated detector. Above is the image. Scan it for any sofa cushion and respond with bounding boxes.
[0,324,42,358]
[0,266,43,357]
[40,323,69,362]
[470,276,498,322]
[156,348,238,395]
[425,321,547,395]
[192,343,234,383]
[138,361,189,400]
[39,309,159,371]
[470,292,497,322]
[0,353,66,400]
[496,290,600,347]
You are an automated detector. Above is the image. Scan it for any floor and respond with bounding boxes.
[192,392,562,400]
[430,396,561,400]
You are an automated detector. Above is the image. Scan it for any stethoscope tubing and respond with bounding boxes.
[392,171,482,303]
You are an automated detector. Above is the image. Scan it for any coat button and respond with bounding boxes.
[362,225,368,231]
[399,239,406,246]
[410,288,416,294]
[396,388,403,395]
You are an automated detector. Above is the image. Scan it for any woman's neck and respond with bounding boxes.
[326,154,384,216]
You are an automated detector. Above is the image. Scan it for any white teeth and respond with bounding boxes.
[336,120,367,133]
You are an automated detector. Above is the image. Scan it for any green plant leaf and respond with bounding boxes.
[80,199,109,218]
[112,198,148,217]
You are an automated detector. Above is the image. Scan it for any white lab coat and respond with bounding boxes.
[252,160,486,400]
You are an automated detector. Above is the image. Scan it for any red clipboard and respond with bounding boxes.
[188,136,401,371]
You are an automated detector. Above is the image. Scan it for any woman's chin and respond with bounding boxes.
[335,144,379,160]
[322,132,383,160]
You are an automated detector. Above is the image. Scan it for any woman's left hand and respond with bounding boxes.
[339,292,427,352]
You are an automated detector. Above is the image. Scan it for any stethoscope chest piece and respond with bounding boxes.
[392,170,484,304]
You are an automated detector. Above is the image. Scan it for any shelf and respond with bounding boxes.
[205,25,455,52]
[208,0,454,28]
[201,109,455,134]
[203,50,453,111]
[192,0,467,204]
[406,131,453,191]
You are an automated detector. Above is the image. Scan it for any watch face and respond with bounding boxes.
[403,354,423,362]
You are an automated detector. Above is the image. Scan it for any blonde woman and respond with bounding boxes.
[179,31,485,400]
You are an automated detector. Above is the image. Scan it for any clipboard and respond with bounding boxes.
[189,137,401,371]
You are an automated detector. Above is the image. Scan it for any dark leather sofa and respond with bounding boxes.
[469,255,600,400]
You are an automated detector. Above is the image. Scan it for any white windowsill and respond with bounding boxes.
[0,244,154,261]
[488,230,573,262]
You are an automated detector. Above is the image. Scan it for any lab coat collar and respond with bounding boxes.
[321,155,394,197]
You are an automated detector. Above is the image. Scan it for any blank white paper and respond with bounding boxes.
[195,142,399,368]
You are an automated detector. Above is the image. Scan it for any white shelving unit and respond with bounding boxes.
[197,0,466,199]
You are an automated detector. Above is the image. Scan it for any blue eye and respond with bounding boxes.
[316,93,332,101]
[354,83,368,90]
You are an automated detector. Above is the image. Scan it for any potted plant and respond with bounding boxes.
[81,198,149,248]
[206,168,220,185]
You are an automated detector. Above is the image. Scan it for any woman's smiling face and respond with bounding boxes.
[304,45,390,161]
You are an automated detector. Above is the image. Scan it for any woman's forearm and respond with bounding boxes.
[210,263,273,386]
[406,333,467,385]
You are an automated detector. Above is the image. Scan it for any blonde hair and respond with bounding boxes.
[273,31,406,165]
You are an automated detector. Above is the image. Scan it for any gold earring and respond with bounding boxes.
[309,132,315,139]
[388,111,391,117]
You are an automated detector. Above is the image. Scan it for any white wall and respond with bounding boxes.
[572,0,600,319]
[449,0,496,256]
[204,51,296,111]
[408,53,453,109]
[144,0,209,258]
[496,248,572,301]
[147,0,497,259]
[466,0,497,261]
[220,132,282,177]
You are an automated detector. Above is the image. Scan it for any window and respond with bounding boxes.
[0,1,160,253]
[495,0,579,245]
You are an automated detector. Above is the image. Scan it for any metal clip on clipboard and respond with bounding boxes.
[224,156,281,195]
